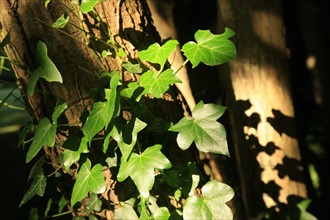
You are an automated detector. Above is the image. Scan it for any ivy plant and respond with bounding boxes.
[13,1,238,219]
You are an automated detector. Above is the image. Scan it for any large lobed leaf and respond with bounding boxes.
[139,69,181,98]
[170,101,229,156]
[183,180,234,220]
[82,74,120,142]
[182,28,236,68]
[71,159,106,206]
[138,40,179,69]
[117,145,172,198]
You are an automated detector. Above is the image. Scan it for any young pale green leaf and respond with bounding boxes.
[80,0,101,14]
[20,168,46,207]
[26,118,56,163]
[297,199,318,220]
[153,207,170,220]
[52,102,68,123]
[114,199,139,220]
[82,74,120,142]
[170,101,229,156]
[138,40,179,69]
[45,0,51,8]
[51,13,70,29]
[36,41,63,83]
[122,61,143,74]
[117,145,171,198]
[183,180,234,220]
[111,117,147,161]
[139,69,181,98]
[27,67,41,96]
[71,159,106,206]
[182,28,236,68]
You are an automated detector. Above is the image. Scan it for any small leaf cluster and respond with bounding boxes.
[16,1,237,219]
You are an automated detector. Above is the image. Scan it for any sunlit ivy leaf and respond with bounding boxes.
[115,198,139,220]
[26,118,56,163]
[52,102,68,122]
[86,193,102,212]
[117,144,171,197]
[170,101,229,156]
[101,50,112,58]
[297,199,317,220]
[139,40,179,69]
[139,69,181,98]
[36,41,63,83]
[122,61,143,74]
[20,168,46,207]
[153,207,170,220]
[62,136,89,171]
[82,74,120,142]
[111,117,147,161]
[80,0,101,14]
[183,180,234,220]
[181,28,236,68]
[44,0,51,8]
[51,13,70,29]
[71,159,106,206]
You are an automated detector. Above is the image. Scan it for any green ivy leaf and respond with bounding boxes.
[36,41,63,83]
[20,168,46,207]
[170,101,229,156]
[71,159,106,206]
[181,28,236,68]
[123,61,143,74]
[111,117,147,161]
[139,69,181,98]
[183,180,234,220]
[52,102,68,122]
[117,144,171,198]
[120,81,144,101]
[82,74,120,142]
[80,0,101,14]
[138,40,179,69]
[51,13,70,29]
[26,118,56,163]
[44,0,51,8]
[297,199,317,220]
[27,67,42,96]
[86,193,102,212]
[115,198,139,220]
[62,136,89,172]
[153,207,170,220]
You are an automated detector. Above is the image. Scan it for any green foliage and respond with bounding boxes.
[12,2,239,219]
[170,101,229,156]
[182,28,236,68]
[71,158,106,206]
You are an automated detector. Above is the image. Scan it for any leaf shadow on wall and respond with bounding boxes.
[237,99,309,219]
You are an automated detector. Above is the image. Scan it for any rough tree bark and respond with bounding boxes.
[216,0,308,219]
[0,0,198,218]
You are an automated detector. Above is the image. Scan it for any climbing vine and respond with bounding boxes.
[1,1,237,219]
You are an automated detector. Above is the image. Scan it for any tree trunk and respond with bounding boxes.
[1,0,195,218]
[216,0,308,219]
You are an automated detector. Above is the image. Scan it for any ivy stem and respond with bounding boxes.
[173,59,189,75]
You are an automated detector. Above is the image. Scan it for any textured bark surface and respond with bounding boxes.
[0,0,195,218]
[216,0,308,219]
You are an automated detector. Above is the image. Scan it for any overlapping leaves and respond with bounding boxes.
[183,180,234,220]
[71,159,106,206]
[117,145,171,197]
